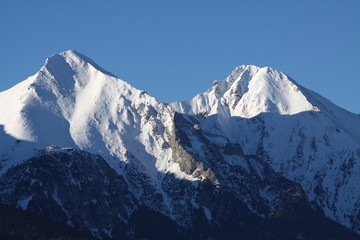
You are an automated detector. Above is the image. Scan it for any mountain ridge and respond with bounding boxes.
[170,64,318,118]
[1,50,360,239]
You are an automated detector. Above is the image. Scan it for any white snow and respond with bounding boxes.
[0,50,198,219]
[1,51,360,233]
[170,65,318,119]
[169,64,360,232]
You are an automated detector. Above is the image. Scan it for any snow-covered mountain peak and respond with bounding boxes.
[225,64,259,82]
[47,50,83,65]
[2,52,360,238]
[170,65,319,118]
[0,50,199,184]
[43,50,93,76]
[44,50,116,78]
[36,50,118,92]
[0,50,160,148]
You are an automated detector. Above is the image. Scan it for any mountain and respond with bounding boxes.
[170,65,360,232]
[0,50,359,239]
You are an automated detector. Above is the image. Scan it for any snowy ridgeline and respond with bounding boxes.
[0,50,360,238]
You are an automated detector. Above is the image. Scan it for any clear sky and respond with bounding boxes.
[1,0,359,113]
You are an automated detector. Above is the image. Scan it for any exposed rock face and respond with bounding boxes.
[1,146,358,240]
[0,148,136,239]
[1,51,360,239]
[170,65,360,233]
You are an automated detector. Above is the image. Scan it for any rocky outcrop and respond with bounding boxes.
[0,148,136,239]
[1,51,360,239]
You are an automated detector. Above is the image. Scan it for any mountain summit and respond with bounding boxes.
[1,51,360,239]
[170,64,360,142]
[170,65,318,118]
[0,50,119,144]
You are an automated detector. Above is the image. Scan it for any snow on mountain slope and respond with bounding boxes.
[297,86,360,142]
[1,51,360,237]
[170,65,360,232]
[170,64,360,141]
[0,51,205,217]
[170,65,318,118]
[0,147,138,239]
[0,51,168,171]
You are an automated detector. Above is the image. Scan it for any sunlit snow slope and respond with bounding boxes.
[1,51,360,235]
[0,51,191,180]
[170,64,360,232]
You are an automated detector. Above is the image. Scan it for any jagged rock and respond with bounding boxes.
[1,51,360,239]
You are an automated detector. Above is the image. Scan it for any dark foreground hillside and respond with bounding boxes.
[1,51,360,240]
[0,203,97,240]
[1,149,360,240]
[1,201,360,240]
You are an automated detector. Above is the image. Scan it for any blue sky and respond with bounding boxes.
[1,0,359,113]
